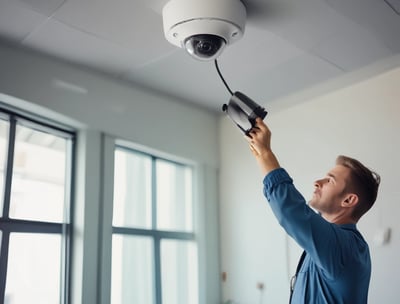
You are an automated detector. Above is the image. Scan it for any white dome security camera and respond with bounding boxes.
[162,0,246,61]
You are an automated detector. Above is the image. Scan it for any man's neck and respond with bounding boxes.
[322,213,357,225]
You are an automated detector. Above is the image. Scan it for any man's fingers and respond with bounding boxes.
[255,118,270,132]
[248,126,260,137]
[249,143,260,156]
[249,144,257,155]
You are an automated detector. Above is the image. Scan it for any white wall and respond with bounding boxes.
[219,60,400,303]
[0,43,219,167]
[0,42,221,304]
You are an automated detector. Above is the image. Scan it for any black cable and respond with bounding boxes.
[214,59,233,95]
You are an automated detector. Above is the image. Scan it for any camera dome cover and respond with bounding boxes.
[184,34,226,61]
[162,0,246,60]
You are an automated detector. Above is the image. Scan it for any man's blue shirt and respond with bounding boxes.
[263,168,371,304]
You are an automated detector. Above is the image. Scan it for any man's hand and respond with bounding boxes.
[246,118,272,156]
[245,118,280,176]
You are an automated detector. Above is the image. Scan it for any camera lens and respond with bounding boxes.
[184,34,226,61]
[197,39,217,55]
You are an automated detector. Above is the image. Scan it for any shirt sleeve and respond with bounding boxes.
[263,168,351,278]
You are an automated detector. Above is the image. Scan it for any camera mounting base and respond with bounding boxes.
[162,0,246,60]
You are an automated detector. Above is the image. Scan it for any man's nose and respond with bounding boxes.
[314,178,326,188]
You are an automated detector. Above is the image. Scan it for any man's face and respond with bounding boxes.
[309,165,351,216]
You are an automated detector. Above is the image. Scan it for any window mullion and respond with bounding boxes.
[0,115,15,301]
[152,157,162,304]
[152,156,157,230]
[0,228,10,301]
[0,219,63,233]
[3,115,16,219]
[154,236,162,304]
[61,133,74,304]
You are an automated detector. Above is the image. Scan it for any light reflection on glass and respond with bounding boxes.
[5,233,62,304]
[9,124,68,223]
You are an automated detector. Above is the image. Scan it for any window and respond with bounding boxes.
[111,147,198,304]
[0,109,75,304]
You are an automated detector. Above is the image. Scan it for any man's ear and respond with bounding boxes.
[342,194,359,208]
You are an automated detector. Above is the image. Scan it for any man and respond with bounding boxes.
[246,118,380,304]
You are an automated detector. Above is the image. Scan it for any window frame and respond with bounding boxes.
[0,107,76,304]
[111,144,197,304]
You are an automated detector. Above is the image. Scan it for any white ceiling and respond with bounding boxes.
[0,0,399,113]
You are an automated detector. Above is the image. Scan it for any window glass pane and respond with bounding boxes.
[161,240,198,304]
[111,235,154,304]
[0,118,9,217]
[156,160,193,232]
[9,123,69,223]
[5,233,62,304]
[113,149,152,229]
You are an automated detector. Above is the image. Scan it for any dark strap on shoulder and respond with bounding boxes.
[295,250,306,274]
[289,251,306,303]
